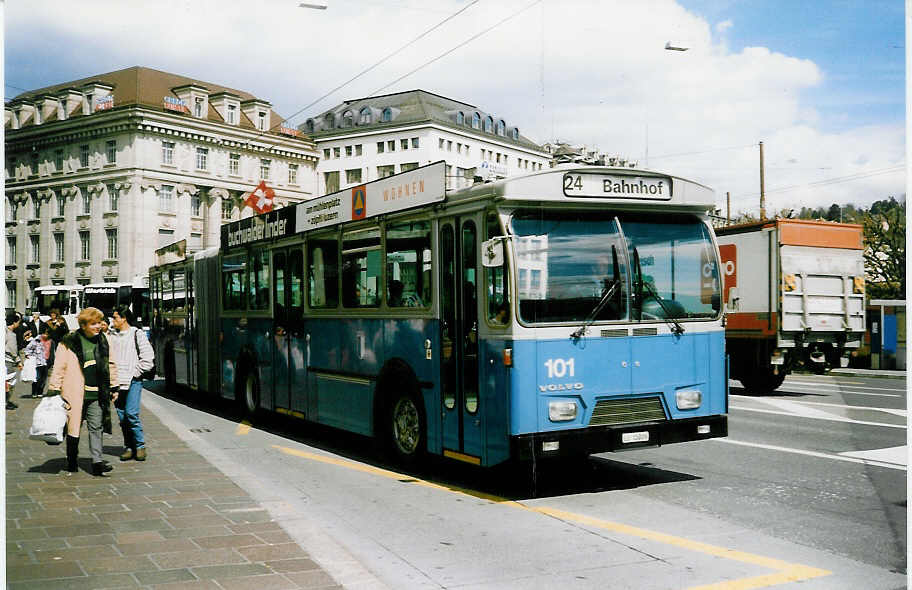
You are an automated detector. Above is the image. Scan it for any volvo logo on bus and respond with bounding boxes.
[539,383,584,392]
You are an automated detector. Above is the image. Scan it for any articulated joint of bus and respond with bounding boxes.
[512,415,728,461]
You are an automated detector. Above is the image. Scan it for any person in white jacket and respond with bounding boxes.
[110,306,155,461]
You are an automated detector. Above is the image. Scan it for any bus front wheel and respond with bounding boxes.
[388,392,425,464]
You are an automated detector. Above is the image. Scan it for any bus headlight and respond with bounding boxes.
[549,401,578,422]
[676,389,702,410]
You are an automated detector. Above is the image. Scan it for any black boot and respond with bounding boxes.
[91,462,113,476]
[65,435,79,473]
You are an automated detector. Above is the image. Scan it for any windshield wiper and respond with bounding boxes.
[570,279,620,342]
[640,279,685,336]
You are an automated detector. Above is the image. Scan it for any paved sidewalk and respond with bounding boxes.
[5,384,342,590]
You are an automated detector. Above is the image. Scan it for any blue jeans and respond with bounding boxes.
[116,379,145,449]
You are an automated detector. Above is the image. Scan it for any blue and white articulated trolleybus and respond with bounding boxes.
[150,161,728,467]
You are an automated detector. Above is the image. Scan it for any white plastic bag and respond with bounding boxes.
[29,395,67,445]
[21,357,37,382]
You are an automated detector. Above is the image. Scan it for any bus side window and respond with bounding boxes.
[485,213,510,325]
[342,227,381,308]
[222,255,246,310]
[308,236,339,308]
[385,220,431,308]
[248,250,270,310]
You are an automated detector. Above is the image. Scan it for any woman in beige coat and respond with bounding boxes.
[48,307,118,476]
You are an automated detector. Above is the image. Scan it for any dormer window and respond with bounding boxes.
[381,107,392,122]
[194,97,204,118]
[472,112,480,129]
[484,116,493,133]
[34,105,41,125]
[359,108,371,124]
[496,120,505,136]
[227,104,237,124]
[258,111,267,131]
[324,113,335,129]
[85,94,94,115]
[305,119,315,133]
[58,99,66,120]
[512,127,519,140]
[456,111,464,125]
[342,110,353,127]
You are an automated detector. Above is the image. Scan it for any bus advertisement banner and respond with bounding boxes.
[296,160,446,232]
[221,205,297,250]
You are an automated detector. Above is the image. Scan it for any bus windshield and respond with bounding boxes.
[35,291,72,315]
[510,211,720,324]
[83,286,130,318]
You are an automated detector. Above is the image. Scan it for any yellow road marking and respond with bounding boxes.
[235,421,251,436]
[271,445,831,589]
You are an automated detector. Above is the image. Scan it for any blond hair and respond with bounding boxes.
[77,307,104,328]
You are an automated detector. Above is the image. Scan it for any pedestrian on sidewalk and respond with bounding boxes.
[46,308,69,369]
[23,324,52,398]
[111,306,154,462]
[6,311,22,410]
[48,307,119,476]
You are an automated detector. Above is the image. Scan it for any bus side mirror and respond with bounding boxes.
[481,238,504,267]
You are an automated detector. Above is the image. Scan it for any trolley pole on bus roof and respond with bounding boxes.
[726,191,731,224]
[759,140,766,220]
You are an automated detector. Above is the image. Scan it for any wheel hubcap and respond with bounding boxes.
[392,398,419,454]
[245,375,256,412]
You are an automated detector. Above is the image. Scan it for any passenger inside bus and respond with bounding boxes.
[388,279,404,307]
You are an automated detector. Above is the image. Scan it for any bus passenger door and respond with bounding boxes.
[440,217,483,462]
[271,248,302,410]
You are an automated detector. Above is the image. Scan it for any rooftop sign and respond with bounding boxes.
[220,206,296,250]
[562,172,673,200]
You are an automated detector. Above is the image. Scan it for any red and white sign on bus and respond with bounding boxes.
[245,180,276,214]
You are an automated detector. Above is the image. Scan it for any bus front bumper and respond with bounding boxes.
[512,415,728,460]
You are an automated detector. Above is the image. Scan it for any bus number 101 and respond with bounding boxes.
[544,358,575,378]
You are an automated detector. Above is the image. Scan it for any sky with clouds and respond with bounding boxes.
[4,0,905,215]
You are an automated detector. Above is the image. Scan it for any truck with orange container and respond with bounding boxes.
[715,219,865,392]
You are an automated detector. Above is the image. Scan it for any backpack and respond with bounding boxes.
[133,329,156,381]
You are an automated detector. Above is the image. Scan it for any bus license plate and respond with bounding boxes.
[622,431,649,444]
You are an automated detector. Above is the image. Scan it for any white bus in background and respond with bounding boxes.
[30,284,84,330]
[82,275,151,329]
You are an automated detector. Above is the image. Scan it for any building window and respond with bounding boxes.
[56,194,65,217]
[345,145,352,157]
[54,233,64,262]
[32,198,41,219]
[6,282,16,309]
[79,144,89,168]
[439,138,444,149]
[54,149,64,172]
[447,140,453,151]
[258,111,267,131]
[196,147,208,171]
[387,140,395,152]
[304,119,314,133]
[106,229,118,259]
[411,137,419,149]
[324,171,339,193]
[288,163,298,185]
[472,112,480,129]
[34,106,42,125]
[355,144,362,156]
[106,140,116,164]
[259,159,271,180]
[376,142,384,154]
[382,108,392,122]
[222,199,234,220]
[342,110,353,127]
[446,164,453,189]
[401,139,408,150]
[401,162,418,172]
[190,232,202,251]
[81,192,91,215]
[512,128,519,140]
[162,141,174,165]
[359,108,371,124]
[484,116,493,133]
[30,153,39,176]
[323,148,330,159]
[107,184,118,212]
[191,193,201,216]
[496,120,505,136]
[194,97,204,118]
[229,153,240,175]
[8,201,17,221]
[227,104,237,124]
[377,165,395,178]
[80,231,90,261]
[29,236,41,264]
[158,229,175,248]
[456,111,464,125]
[346,168,362,184]
[324,113,334,129]
[333,147,341,158]
[7,237,16,263]
[158,185,174,212]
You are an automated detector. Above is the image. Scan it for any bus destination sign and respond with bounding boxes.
[296,161,446,232]
[221,206,296,250]
[562,172,673,200]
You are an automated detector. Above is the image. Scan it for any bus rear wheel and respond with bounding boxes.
[238,366,260,419]
[389,392,425,464]
[740,368,786,394]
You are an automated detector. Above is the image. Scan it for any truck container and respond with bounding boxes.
[715,219,865,392]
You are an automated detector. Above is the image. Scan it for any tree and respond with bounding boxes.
[863,199,905,299]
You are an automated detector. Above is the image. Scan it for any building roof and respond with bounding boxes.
[6,66,290,135]
[302,89,544,152]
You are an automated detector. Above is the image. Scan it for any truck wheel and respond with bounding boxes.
[388,391,425,465]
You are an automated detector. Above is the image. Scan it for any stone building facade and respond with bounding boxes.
[4,66,318,310]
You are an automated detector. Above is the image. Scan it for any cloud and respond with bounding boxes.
[5,0,903,212]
